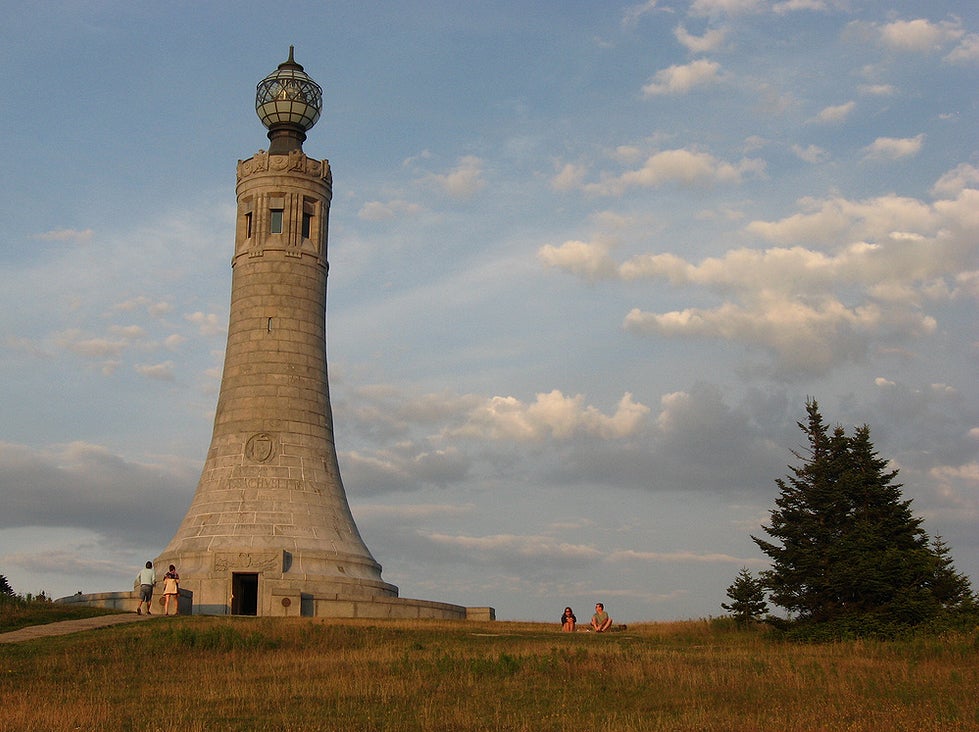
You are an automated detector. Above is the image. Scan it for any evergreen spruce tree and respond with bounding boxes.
[0,574,15,598]
[833,424,935,625]
[752,399,975,635]
[927,536,976,611]
[721,567,768,626]
[752,400,843,621]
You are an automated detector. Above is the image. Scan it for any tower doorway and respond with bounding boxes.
[231,573,259,615]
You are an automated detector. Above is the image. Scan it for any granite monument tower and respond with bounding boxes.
[154,48,490,621]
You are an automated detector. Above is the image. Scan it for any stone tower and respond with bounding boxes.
[155,49,488,620]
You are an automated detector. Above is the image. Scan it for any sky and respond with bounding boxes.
[0,0,976,623]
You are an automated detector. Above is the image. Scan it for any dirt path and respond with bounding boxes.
[0,613,158,644]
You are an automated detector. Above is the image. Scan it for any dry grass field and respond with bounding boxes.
[1,615,977,731]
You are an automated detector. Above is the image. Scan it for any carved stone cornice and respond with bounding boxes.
[237,149,332,185]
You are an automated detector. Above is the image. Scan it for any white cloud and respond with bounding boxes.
[5,336,50,359]
[744,192,935,245]
[590,209,651,231]
[550,162,588,192]
[184,311,225,336]
[951,271,979,300]
[358,199,424,221]
[624,296,910,374]
[551,180,977,295]
[134,360,175,381]
[673,25,727,53]
[108,324,145,340]
[112,297,173,319]
[99,360,121,377]
[342,444,470,493]
[642,59,722,96]
[858,83,896,96]
[353,503,474,520]
[423,155,486,200]
[1,546,131,578]
[742,136,767,153]
[32,228,94,244]
[163,334,185,350]
[622,0,660,28]
[772,0,827,12]
[338,387,653,495]
[537,239,618,281]
[401,149,433,167]
[928,462,979,519]
[546,176,979,376]
[55,330,126,359]
[148,302,174,319]
[690,0,763,17]
[583,148,765,196]
[607,548,753,564]
[877,18,964,53]
[425,532,605,562]
[862,134,925,161]
[813,101,855,124]
[791,144,829,163]
[449,390,650,441]
[613,145,646,164]
[931,163,979,198]
[945,34,979,64]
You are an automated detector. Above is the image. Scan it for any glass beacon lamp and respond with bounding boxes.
[255,45,323,154]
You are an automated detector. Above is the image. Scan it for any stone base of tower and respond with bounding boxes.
[146,547,493,619]
[154,546,397,616]
[55,587,495,621]
[179,574,398,616]
[269,593,495,621]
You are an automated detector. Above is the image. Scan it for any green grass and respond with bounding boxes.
[0,597,123,633]
[1,616,978,731]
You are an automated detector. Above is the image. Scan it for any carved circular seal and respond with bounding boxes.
[245,432,276,463]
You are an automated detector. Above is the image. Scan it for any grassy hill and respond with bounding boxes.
[2,615,977,730]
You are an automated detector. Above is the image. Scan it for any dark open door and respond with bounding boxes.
[231,572,259,615]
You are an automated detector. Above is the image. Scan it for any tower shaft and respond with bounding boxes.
[157,150,397,614]
[140,49,490,621]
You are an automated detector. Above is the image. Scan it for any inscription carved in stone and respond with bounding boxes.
[215,476,302,491]
[214,552,280,573]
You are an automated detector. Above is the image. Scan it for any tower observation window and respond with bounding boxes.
[270,209,284,234]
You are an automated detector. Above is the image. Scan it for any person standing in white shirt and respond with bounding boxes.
[135,561,156,615]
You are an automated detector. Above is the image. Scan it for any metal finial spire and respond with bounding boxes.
[279,45,302,71]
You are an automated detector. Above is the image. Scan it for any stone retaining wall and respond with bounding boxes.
[56,589,193,616]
